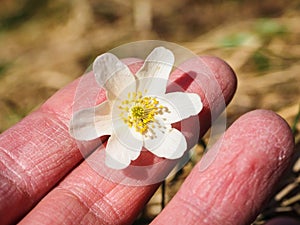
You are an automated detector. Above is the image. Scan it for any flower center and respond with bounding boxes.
[131,106,145,118]
[119,91,169,136]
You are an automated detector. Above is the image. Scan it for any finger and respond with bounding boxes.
[0,62,143,225]
[150,110,295,225]
[0,77,84,225]
[16,56,237,225]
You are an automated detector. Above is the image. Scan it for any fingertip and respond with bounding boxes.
[174,55,238,105]
[231,109,295,159]
[201,109,295,178]
[200,56,237,89]
[152,109,295,225]
[201,56,238,106]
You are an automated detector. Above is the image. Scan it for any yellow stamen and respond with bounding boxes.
[119,91,169,135]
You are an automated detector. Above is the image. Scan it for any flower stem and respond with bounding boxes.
[161,180,166,210]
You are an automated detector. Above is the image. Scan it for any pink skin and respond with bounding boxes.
[150,110,294,225]
[0,56,294,225]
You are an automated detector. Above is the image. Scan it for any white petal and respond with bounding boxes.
[70,101,112,140]
[137,77,168,96]
[93,53,136,100]
[136,47,174,95]
[105,134,141,169]
[143,117,171,150]
[145,128,187,159]
[156,92,203,124]
[113,118,143,152]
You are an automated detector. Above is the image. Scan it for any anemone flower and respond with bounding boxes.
[70,47,202,169]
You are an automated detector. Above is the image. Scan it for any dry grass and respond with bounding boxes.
[0,0,299,224]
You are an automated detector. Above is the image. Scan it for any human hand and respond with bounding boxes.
[0,56,294,225]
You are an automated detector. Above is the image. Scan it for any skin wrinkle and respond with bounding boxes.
[23,117,75,179]
[51,163,128,224]
[0,171,32,206]
[43,189,90,225]
[88,195,122,224]
[29,142,77,179]
[0,176,33,224]
[21,182,98,225]
[227,174,252,222]
[203,167,240,223]
[0,110,82,225]
[177,194,202,222]
[0,146,25,180]
[103,183,158,224]
[58,187,101,224]
[176,189,223,225]
[253,114,293,161]
[86,203,112,225]
[216,124,280,222]
[107,185,142,216]
[61,172,108,205]
[97,185,143,225]
[0,147,37,201]
[55,174,142,225]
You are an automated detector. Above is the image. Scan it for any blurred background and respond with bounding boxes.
[0,0,299,224]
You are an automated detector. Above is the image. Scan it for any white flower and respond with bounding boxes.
[70,47,203,169]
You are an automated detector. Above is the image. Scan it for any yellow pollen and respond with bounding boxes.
[131,106,145,118]
[119,91,169,135]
